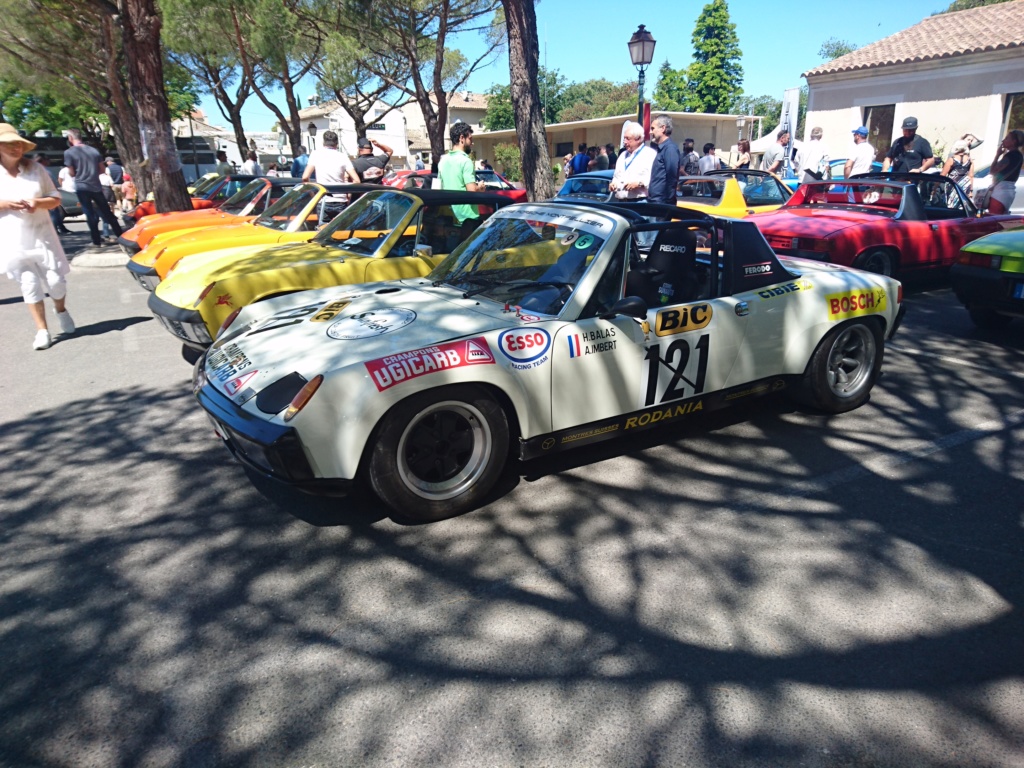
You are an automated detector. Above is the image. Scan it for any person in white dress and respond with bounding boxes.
[0,123,75,350]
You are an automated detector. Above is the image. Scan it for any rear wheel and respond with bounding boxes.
[854,248,896,277]
[798,320,882,413]
[968,306,1013,329]
[368,385,509,522]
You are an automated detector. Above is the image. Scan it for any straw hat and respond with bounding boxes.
[0,123,36,151]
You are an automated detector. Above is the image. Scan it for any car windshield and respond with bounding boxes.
[313,190,415,256]
[557,176,611,200]
[737,175,789,206]
[475,170,512,190]
[220,179,268,216]
[254,184,321,232]
[204,178,249,201]
[191,175,220,195]
[677,179,728,205]
[794,182,904,216]
[428,205,614,316]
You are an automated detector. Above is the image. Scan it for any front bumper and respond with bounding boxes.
[194,373,351,495]
[118,235,141,256]
[125,258,160,291]
[950,264,1024,317]
[147,290,214,349]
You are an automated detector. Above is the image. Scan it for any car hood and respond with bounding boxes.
[749,208,870,239]
[204,283,510,403]
[206,241,344,282]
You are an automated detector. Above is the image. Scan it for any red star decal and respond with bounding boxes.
[215,293,233,307]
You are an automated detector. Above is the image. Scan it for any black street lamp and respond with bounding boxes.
[628,24,656,126]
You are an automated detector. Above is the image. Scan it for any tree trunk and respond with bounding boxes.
[118,0,192,212]
[502,0,553,201]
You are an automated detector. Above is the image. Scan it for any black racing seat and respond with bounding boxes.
[625,228,699,307]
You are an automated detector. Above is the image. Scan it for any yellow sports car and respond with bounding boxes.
[677,169,791,217]
[147,188,511,350]
[125,183,377,291]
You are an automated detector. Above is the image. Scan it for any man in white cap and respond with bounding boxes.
[882,116,934,173]
[845,126,877,179]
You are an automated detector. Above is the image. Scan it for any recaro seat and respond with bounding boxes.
[624,228,699,307]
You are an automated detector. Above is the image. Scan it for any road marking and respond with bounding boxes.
[888,344,1024,380]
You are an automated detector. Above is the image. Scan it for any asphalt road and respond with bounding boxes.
[1,226,1022,767]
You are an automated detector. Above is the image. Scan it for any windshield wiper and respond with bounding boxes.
[501,279,575,292]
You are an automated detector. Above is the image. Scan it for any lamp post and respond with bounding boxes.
[627,24,656,128]
[736,117,746,144]
[307,122,317,152]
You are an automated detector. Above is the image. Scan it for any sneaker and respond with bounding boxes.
[33,330,51,350]
[56,310,76,335]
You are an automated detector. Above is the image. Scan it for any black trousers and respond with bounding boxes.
[77,189,123,245]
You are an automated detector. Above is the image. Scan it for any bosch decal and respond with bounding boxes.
[655,304,712,336]
[498,328,551,370]
[567,326,617,358]
[757,280,812,300]
[365,337,495,391]
[826,289,887,319]
[327,308,416,340]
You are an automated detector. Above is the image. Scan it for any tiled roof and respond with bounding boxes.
[298,100,341,120]
[804,0,1024,77]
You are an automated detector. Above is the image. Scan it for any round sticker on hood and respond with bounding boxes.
[326,308,416,339]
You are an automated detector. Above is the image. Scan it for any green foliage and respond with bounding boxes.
[558,80,636,121]
[940,0,1012,10]
[492,142,521,181]
[732,93,781,134]
[163,60,201,121]
[484,67,566,130]
[653,61,688,112]
[684,0,743,114]
[0,81,102,135]
[483,83,515,130]
[818,38,857,60]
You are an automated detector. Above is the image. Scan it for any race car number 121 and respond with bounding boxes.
[643,335,710,406]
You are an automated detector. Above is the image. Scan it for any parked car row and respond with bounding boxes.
[120,169,1023,521]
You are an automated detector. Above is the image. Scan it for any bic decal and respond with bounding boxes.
[365,337,494,391]
[655,303,712,337]
[309,299,352,322]
[642,335,710,406]
[826,289,887,320]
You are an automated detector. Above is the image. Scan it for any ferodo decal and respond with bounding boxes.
[758,279,812,300]
[309,299,351,322]
[743,262,773,277]
[498,328,551,370]
[826,288,887,319]
[327,308,416,340]
[567,326,617,358]
[655,303,712,336]
[365,337,495,391]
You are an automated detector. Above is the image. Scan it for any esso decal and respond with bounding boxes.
[498,328,551,363]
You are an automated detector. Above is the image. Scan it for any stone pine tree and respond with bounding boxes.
[684,0,743,114]
[653,61,687,112]
[501,0,554,201]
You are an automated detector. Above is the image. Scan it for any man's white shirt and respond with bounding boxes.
[610,145,656,199]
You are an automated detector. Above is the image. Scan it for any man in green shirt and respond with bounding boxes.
[437,122,479,224]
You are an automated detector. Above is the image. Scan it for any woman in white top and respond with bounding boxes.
[0,123,75,350]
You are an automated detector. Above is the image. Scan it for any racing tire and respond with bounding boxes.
[854,248,896,277]
[798,320,882,413]
[967,306,1013,330]
[368,385,509,522]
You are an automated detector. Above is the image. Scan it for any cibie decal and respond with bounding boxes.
[568,326,617,358]
[498,328,551,370]
[224,370,257,396]
[826,289,887,319]
[654,303,712,336]
[365,337,495,391]
[327,308,416,340]
[758,279,812,300]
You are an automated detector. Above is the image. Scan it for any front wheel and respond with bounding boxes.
[854,249,896,277]
[798,320,882,413]
[368,385,509,522]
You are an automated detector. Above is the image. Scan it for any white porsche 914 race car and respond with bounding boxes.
[193,199,906,521]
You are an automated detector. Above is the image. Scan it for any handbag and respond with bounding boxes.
[973,187,991,210]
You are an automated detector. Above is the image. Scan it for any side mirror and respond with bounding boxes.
[600,296,648,320]
[414,244,433,259]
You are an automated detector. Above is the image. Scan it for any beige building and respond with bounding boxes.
[472,112,760,179]
[402,91,490,158]
[803,1,1024,165]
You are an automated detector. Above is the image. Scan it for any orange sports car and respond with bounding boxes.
[126,174,259,223]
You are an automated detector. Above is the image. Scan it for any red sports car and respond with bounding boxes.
[383,168,527,204]
[128,175,260,223]
[748,174,1024,277]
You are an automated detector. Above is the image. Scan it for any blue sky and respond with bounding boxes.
[200,0,952,132]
